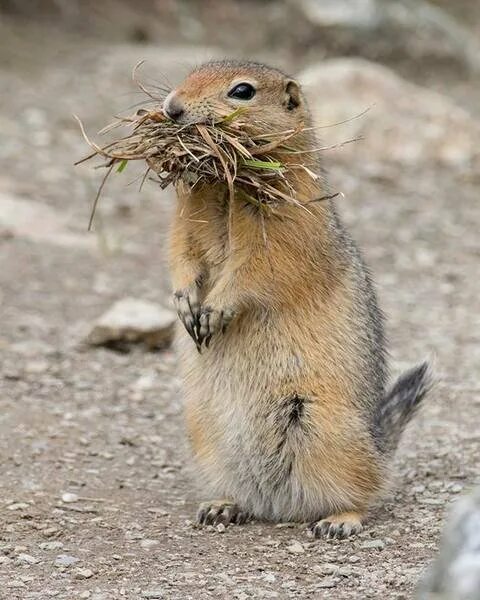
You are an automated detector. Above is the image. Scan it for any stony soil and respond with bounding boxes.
[0,12,479,600]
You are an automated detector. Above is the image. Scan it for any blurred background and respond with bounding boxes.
[0,2,479,599]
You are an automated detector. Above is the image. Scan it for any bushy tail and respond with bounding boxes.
[375,362,432,454]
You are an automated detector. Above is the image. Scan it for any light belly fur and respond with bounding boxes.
[176,316,372,522]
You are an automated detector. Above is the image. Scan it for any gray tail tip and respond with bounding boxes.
[377,361,434,452]
[390,360,433,405]
[385,360,434,424]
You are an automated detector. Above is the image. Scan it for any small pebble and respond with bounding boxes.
[316,576,338,589]
[54,554,79,568]
[412,485,426,494]
[61,492,79,503]
[140,539,159,550]
[286,541,304,554]
[24,360,49,374]
[419,498,445,506]
[312,563,338,575]
[74,568,94,579]
[7,503,30,511]
[216,523,226,533]
[348,555,361,563]
[361,539,385,550]
[39,542,64,551]
[7,580,26,589]
[17,554,39,565]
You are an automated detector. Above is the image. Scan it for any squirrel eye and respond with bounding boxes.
[228,83,256,100]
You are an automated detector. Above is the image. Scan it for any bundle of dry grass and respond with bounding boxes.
[76,106,321,227]
[76,76,361,230]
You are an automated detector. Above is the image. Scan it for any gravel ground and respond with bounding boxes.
[0,17,479,600]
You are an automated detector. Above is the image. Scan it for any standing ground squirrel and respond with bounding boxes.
[164,60,431,539]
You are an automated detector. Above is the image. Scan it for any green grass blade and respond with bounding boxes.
[242,158,284,170]
[116,159,128,173]
[219,107,247,125]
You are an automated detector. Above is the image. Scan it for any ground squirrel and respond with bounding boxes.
[164,60,430,539]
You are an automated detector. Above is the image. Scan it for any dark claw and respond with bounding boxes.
[235,511,249,525]
[204,509,216,525]
[196,502,249,527]
[174,288,202,349]
[197,309,210,347]
[197,507,208,525]
[321,521,331,536]
[181,314,196,341]
[329,523,344,539]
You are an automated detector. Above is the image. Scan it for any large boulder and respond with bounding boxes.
[418,487,480,600]
[290,0,480,73]
[300,58,480,169]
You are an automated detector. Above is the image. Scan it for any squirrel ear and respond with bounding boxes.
[284,80,301,111]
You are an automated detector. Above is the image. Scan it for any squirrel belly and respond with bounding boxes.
[173,185,388,523]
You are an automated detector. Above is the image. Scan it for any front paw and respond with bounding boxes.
[197,305,235,349]
[174,285,201,350]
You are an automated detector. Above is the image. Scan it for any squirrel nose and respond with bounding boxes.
[163,95,185,122]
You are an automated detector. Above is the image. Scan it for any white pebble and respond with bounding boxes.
[61,492,79,503]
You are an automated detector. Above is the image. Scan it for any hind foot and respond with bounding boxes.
[309,511,363,540]
[197,500,249,526]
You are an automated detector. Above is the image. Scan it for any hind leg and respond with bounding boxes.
[309,511,364,540]
[197,500,250,526]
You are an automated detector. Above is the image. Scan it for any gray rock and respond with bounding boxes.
[17,553,40,565]
[85,298,176,350]
[418,487,480,600]
[54,554,79,568]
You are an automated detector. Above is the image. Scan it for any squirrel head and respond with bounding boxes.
[162,60,309,133]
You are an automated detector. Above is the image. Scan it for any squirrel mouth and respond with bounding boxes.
[161,108,209,127]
